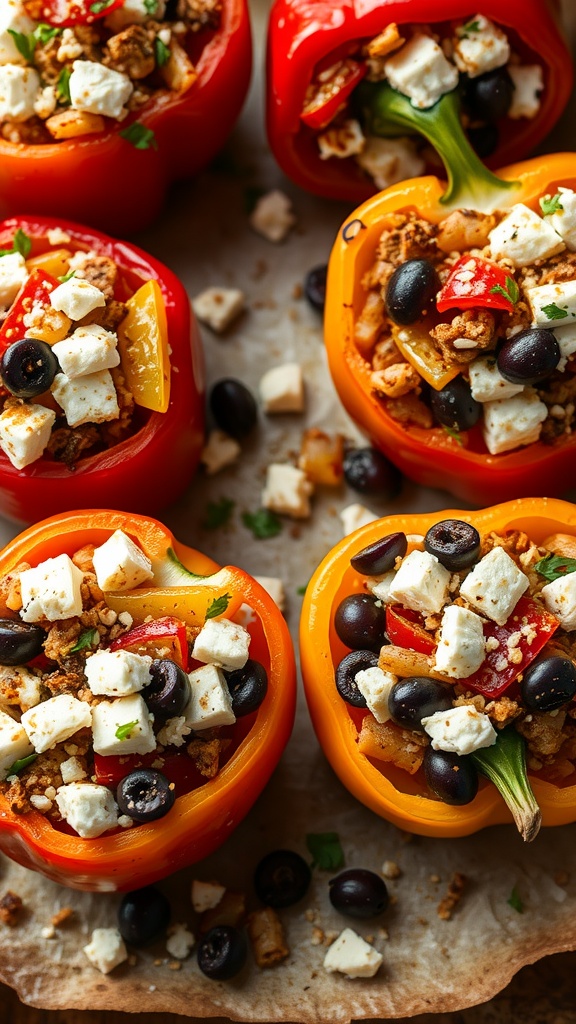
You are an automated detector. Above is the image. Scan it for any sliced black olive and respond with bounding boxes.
[423,747,479,805]
[468,123,499,158]
[384,259,440,326]
[343,447,401,497]
[497,328,560,385]
[0,339,60,399]
[304,264,328,312]
[334,594,386,653]
[116,769,175,822]
[118,886,171,946]
[464,68,514,122]
[145,659,189,722]
[254,850,311,908]
[351,532,407,576]
[521,656,576,712]
[430,376,481,432]
[209,379,258,438]
[197,926,247,980]
[329,869,389,919]
[424,520,480,571]
[388,677,454,732]
[335,650,378,707]
[225,659,268,716]
[0,619,45,665]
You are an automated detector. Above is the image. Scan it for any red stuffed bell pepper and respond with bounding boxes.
[0,215,204,523]
[0,0,252,234]
[266,0,571,203]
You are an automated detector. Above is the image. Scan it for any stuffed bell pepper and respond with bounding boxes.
[266,0,571,202]
[0,0,252,233]
[0,215,204,523]
[0,509,296,891]
[300,498,576,842]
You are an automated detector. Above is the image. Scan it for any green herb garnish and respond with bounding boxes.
[57,66,72,104]
[35,23,61,44]
[203,498,234,530]
[242,509,282,539]
[463,18,481,33]
[206,593,231,619]
[442,425,464,446]
[490,276,519,305]
[115,720,139,741]
[535,552,576,582]
[542,302,569,321]
[7,753,37,776]
[144,0,159,12]
[7,30,35,62]
[58,269,76,283]
[306,832,345,871]
[296,584,308,596]
[89,0,115,12]
[119,122,158,150]
[155,37,170,67]
[507,886,524,913]
[70,627,98,653]
[0,228,32,259]
[540,193,564,216]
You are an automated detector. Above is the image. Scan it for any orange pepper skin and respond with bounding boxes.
[0,511,296,891]
[325,154,576,504]
[300,498,576,838]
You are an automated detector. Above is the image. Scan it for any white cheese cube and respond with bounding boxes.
[92,529,153,592]
[201,429,241,475]
[422,705,497,755]
[0,251,28,307]
[184,664,236,731]
[166,923,195,960]
[0,664,42,713]
[318,119,365,160]
[191,880,225,914]
[21,694,92,753]
[249,190,295,243]
[192,286,245,333]
[85,650,152,697]
[192,617,250,671]
[340,503,378,536]
[542,187,576,251]
[527,279,576,327]
[460,546,529,625]
[453,15,510,78]
[261,463,314,519]
[509,64,543,119]
[105,0,166,31]
[434,605,485,678]
[355,666,396,724]
[52,324,119,379]
[552,323,576,371]
[83,927,127,972]
[69,59,133,119]
[259,363,305,414]
[60,755,87,784]
[323,928,383,979]
[384,34,458,110]
[254,575,285,612]
[366,570,396,603]
[0,708,34,781]
[482,391,547,455]
[0,400,56,470]
[91,693,155,756]
[388,549,450,616]
[57,784,119,840]
[49,276,106,320]
[356,135,425,190]
[541,573,576,631]
[20,553,84,622]
[0,1,36,64]
[0,65,40,121]
[488,204,564,268]
[52,369,119,427]
[468,355,524,402]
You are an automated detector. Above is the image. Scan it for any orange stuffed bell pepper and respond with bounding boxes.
[0,509,296,892]
[300,498,576,842]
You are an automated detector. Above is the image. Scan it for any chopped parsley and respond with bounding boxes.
[115,720,139,741]
[7,753,37,776]
[0,228,32,259]
[507,886,524,913]
[155,37,170,67]
[144,0,159,12]
[120,122,158,150]
[540,193,564,216]
[242,509,282,540]
[89,0,116,12]
[70,627,98,653]
[7,29,35,62]
[296,583,308,596]
[35,23,61,44]
[460,18,481,37]
[442,425,464,446]
[534,552,576,582]
[306,832,345,871]
[542,302,569,321]
[490,277,519,305]
[57,66,72,104]
[58,269,76,283]
[206,593,231,619]
[203,497,235,530]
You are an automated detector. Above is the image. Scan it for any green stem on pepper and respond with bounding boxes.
[357,82,520,212]
[471,728,541,842]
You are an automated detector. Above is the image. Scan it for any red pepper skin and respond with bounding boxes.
[385,605,435,655]
[266,0,571,202]
[437,256,516,314]
[0,270,60,353]
[0,1,251,234]
[0,216,205,524]
[42,0,124,26]
[109,615,189,670]
[300,57,367,129]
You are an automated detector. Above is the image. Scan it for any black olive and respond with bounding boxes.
[388,677,454,731]
[118,886,171,946]
[209,378,257,439]
[467,122,499,158]
[497,328,560,385]
[350,532,407,576]
[424,520,480,571]
[254,850,311,908]
[521,656,576,712]
[145,659,189,722]
[116,769,175,822]
[343,447,401,497]
[224,658,268,716]
[197,926,247,980]
[423,747,479,805]
[430,376,481,432]
[0,618,45,665]
[304,264,328,312]
[0,339,60,399]
[329,868,389,919]
[335,650,378,707]
[384,259,440,326]
[464,68,514,122]
[334,594,386,653]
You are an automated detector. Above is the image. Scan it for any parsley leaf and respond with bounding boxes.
[155,37,170,67]
[119,122,158,150]
[203,497,235,530]
[70,627,98,653]
[58,269,76,283]
[464,18,481,32]
[507,886,524,913]
[34,23,61,44]
[535,552,576,582]
[540,193,563,216]
[89,0,115,12]
[306,832,345,871]
[442,425,463,446]
[490,276,519,306]
[144,0,159,11]
[57,66,72,104]
[296,584,308,596]
[206,593,231,619]
[115,720,139,741]
[7,753,37,776]
[0,228,32,259]
[542,302,569,321]
[242,509,282,539]
[7,29,34,63]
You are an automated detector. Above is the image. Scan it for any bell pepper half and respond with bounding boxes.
[0,215,204,524]
[0,510,296,892]
[0,0,251,234]
[266,0,571,203]
[300,498,576,840]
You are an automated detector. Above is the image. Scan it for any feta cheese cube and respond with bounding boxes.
[201,429,241,474]
[453,15,510,78]
[542,187,576,251]
[0,664,42,713]
[254,575,285,612]
[0,1,36,65]
[52,369,119,427]
[166,923,194,960]
[259,363,305,414]
[434,605,485,678]
[422,705,497,755]
[184,664,236,730]
[318,119,365,160]
[49,276,106,321]
[192,286,245,333]
[0,65,39,122]
[105,0,166,31]
[192,617,250,671]
[384,34,458,110]
[0,708,34,781]
[91,693,155,756]
[323,928,383,979]
[19,553,84,622]
[356,135,425,190]
[57,784,119,841]
[261,463,314,519]
[85,650,152,697]
[482,391,547,455]
[191,879,225,914]
[0,400,55,470]
[488,204,564,268]
[388,549,451,616]
[527,279,576,327]
[21,694,92,753]
[541,572,576,631]
[84,928,127,973]
[52,324,120,379]
[355,666,397,724]
[0,251,28,307]
[92,529,153,592]
[468,354,524,402]
[340,502,378,536]
[508,64,543,119]
[69,60,133,119]
[60,755,87,784]
[460,546,529,625]
[552,323,576,371]
[250,190,295,243]
[366,570,396,603]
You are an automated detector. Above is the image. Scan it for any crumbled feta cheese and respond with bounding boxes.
[550,323,576,371]
[52,369,120,428]
[69,60,133,119]
[542,187,576,251]
[482,391,548,455]
[262,463,314,519]
[91,694,155,757]
[468,354,524,402]
[318,119,365,160]
[192,286,245,333]
[340,503,378,536]
[488,204,564,268]
[22,695,92,754]
[49,276,106,321]
[56,27,83,62]
[541,572,576,631]
[19,553,84,622]
[192,617,250,671]
[191,880,225,914]
[0,251,28,307]
[453,15,510,78]
[366,570,396,603]
[0,1,36,65]
[30,794,53,812]
[355,135,425,190]
[259,363,305,414]
[166,923,194,960]
[105,0,166,31]
[355,666,397,724]
[508,65,543,120]
[323,928,383,979]
[52,324,120,379]
[201,429,241,475]
[527,279,576,327]
[92,529,153,592]
[384,34,458,109]
[250,190,295,243]
[460,546,529,625]
[254,575,285,612]
[433,605,485,678]
[0,64,39,122]
[0,664,41,712]
[0,400,55,470]
[34,84,57,119]
[83,928,127,973]
[60,755,87,784]
[388,549,451,616]
[0,708,34,781]
[184,664,236,731]
[85,649,152,697]
[422,705,497,755]
[156,714,191,748]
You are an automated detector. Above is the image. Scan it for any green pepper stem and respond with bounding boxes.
[357,82,520,212]
[471,728,541,842]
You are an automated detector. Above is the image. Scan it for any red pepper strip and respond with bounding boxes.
[437,255,517,314]
[0,269,60,356]
[94,751,206,796]
[38,0,124,26]
[301,58,366,130]
[110,615,189,671]
[385,605,435,655]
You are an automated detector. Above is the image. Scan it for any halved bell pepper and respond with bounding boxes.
[0,216,204,524]
[0,510,296,891]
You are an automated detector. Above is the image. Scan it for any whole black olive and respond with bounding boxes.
[254,850,311,908]
[304,264,328,312]
[351,532,407,576]
[224,659,268,716]
[424,520,481,571]
[197,926,248,980]
[468,123,499,159]
[0,339,60,398]
[334,594,386,652]
[464,68,514,122]
[209,379,258,438]
[497,328,560,385]
[388,677,454,731]
[384,259,440,326]
[343,447,401,497]
[145,659,189,722]
[423,747,479,805]
[116,769,175,822]
[0,618,45,665]
[118,886,171,946]
[430,376,481,432]
[329,868,389,919]
[521,656,576,712]
[335,650,378,707]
